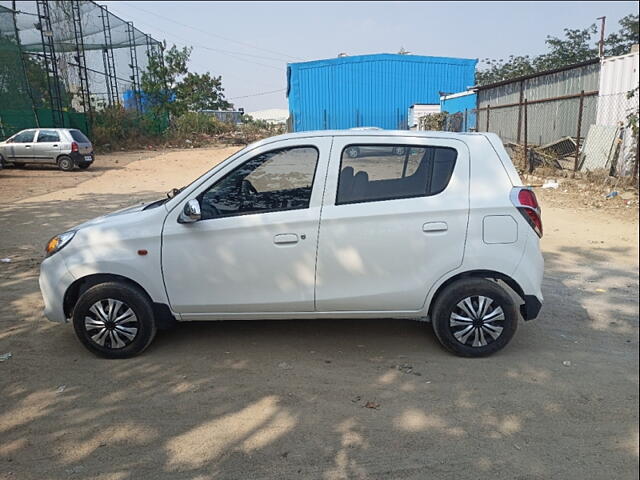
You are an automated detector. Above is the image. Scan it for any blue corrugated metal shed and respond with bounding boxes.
[287,53,477,132]
[440,90,477,131]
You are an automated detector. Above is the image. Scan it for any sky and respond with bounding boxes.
[103,1,639,112]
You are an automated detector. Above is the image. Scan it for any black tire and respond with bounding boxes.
[78,163,91,170]
[13,162,27,168]
[57,155,74,171]
[431,278,518,357]
[0,154,5,168]
[72,282,157,359]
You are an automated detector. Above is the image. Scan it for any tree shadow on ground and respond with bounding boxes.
[0,192,638,480]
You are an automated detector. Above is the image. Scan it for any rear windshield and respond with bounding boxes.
[69,130,90,143]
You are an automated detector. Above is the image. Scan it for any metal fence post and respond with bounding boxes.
[516,81,524,143]
[464,109,468,132]
[574,90,585,172]
[523,98,528,172]
[486,104,490,132]
[633,136,639,183]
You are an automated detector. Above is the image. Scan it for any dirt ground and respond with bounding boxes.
[0,146,638,480]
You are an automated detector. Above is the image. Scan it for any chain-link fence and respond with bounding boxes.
[456,89,638,179]
[0,0,163,139]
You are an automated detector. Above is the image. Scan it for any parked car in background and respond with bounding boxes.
[0,128,94,171]
[39,129,544,358]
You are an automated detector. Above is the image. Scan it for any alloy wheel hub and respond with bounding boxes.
[449,295,505,348]
[84,299,139,349]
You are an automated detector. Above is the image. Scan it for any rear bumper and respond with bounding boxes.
[70,151,94,165]
[521,295,542,321]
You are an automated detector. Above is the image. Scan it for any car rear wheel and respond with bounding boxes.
[431,278,518,357]
[72,282,157,358]
[57,155,74,171]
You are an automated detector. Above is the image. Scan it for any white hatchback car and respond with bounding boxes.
[39,130,543,358]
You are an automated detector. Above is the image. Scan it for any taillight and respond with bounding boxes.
[71,142,79,152]
[512,187,542,237]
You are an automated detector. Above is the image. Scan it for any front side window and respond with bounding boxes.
[200,146,319,219]
[37,130,60,143]
[12,130,36,143]
[337,144,457,205]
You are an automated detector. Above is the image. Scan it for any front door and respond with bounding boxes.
[162,138,332,316]
[33,129,61,163]
[8,130,37,161]
[315,136,469,312]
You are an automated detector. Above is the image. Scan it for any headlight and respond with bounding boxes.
[45,231,76,257]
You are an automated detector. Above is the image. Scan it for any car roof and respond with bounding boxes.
[250,128,496,149]
[16,128,80,133]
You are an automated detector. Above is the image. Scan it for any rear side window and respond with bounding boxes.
[37,130,60,143]
[12,130,35,143]
[69,130,90,143]
[337,144,457,205]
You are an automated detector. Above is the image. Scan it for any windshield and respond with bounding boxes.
[142,146,250,209]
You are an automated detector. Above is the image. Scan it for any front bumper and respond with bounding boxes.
[39,252,75,323]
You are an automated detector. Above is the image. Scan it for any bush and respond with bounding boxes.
[170,112,233,137]
[92,105,164,150]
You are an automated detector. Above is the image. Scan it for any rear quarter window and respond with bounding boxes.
[337,144,457,205]
[69,130,90,143]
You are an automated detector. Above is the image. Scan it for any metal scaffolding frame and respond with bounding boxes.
[126,21,141,112]
[71,0,92,124]
[36,0,65,127]
[99,4,119,107]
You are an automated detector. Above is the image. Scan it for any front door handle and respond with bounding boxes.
[423,222,448,233]
[274,233,299,245]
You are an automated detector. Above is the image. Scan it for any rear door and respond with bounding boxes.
[315,135,469,312]
[9,130,37,161]
[33,129,61,163]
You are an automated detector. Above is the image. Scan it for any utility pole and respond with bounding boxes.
[597,16,606,57]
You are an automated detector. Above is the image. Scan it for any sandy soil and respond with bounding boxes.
[0,146,638,480]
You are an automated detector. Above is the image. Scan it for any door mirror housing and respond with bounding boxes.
[178,199,201,223]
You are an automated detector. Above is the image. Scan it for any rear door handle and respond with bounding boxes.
[423,222,448,233]
[274,233,298,245]
[52,144,58,147]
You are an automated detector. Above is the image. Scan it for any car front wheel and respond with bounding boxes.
[431,278,518,357]
[72,282,157,358]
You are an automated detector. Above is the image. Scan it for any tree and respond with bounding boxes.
[141,43,191,116]
[140,43,232,117]
[476,13,639,85]
[175,72,232,113]
[605,14,640,56]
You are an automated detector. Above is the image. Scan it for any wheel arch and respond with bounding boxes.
[56,153,72,163]
[63,273,176,328]
[427,269,525,319]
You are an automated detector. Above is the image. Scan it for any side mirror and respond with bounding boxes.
[178,199,201,223]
